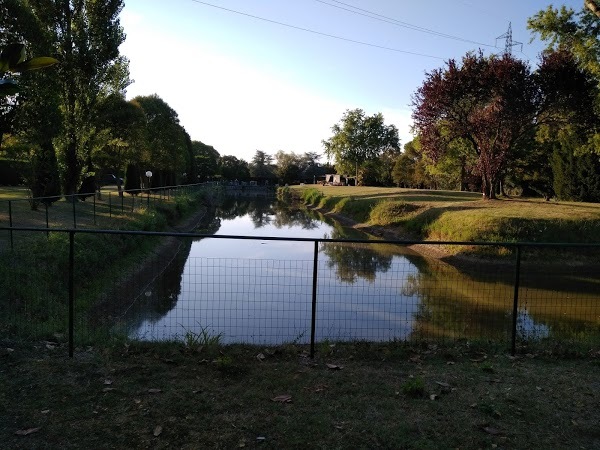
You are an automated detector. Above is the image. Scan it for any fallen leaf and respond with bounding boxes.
[446,361,455,365]
[41,410,50,414]
[45,344,56,350]
[15,427,41,436]
[103,379,113,385]
[238,440,246,447]
[435,381,450,388]
[6,348,14,352]
[483,426,501,435]
[134,399,141,404]
[256,353,266,361]
[326,363,343,370]
[271,394,292,403]
[102,388,115,393]
[153,425,163,437]
[148,388,162,394]
[256,436,266,441]
[429,394,439,401]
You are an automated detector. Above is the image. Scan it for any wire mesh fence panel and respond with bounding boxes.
[0,230,69,341]
[315,242,517,345]
[124,256,315,345]
[517,247,600,348]
[2,226,600,353]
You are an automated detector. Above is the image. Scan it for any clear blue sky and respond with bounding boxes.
[119,0,581,162]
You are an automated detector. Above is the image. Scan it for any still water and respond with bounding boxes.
[124,197,600,345]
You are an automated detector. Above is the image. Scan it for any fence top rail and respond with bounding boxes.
[2,225,600,248]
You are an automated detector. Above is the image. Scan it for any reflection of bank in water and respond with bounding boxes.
[404,256,600,344]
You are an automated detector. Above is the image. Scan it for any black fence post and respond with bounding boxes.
[511,245,522,356]
[310,240,319,358]
[93,195,96,225]
[109,193,112,218]
[68,230,75,358]
[8,200,13,250]
[45,204,49,237]
[72,195,76,229]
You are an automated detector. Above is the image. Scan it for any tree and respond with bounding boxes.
[132,95,188,187]
[298,151,325,183]
[249,150,275,180]
[412,52,538,199]
[322,109,400,185]
[274,150,300,184]
[16,0,130,197]
[92,94,146,195]
[528,4,600,78]
[192,140,220,182]
[219,155,249,181]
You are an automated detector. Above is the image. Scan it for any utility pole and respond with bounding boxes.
[496,22,522,56]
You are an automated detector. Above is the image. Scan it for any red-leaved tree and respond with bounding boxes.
[412,52,538,199]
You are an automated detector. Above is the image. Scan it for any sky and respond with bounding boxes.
[119,0,581,162]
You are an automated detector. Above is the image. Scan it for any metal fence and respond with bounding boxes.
[0,183,211,250]
[1,227,598,357]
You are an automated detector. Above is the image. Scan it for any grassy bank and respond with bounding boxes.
[293,186,600,249]
[0,186,220,341]
[1,340,598,449]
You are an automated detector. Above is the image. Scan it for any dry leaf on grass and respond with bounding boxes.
[271,394,292,403]
[256,353,266,361]
[15,427,41,436]
[103,379,113,385]
[326,363,343,370]
[483,426,501,435]
[153,425,163,437]
[148,388,162,394]
[435,381,450,388]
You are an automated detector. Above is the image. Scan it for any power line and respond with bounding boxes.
[315,0,496,49]
[188,0,445,60]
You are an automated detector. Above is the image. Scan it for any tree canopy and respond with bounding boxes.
[322,109,400,185]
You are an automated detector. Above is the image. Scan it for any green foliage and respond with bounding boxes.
[182,325,222,353]
[323,109,400,185]
[0,158,27,185]
[0,43,58,96]
[29,141,61,206]
[276,186,293,202]
[369,201,418,226]
[124,164,141,194]
[401,376,426,397]
[300,188,324,205]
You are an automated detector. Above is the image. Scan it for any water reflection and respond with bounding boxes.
[123,197,599,346]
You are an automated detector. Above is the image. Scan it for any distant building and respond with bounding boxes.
[320,174,355,186]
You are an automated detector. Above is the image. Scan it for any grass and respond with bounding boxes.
[294,186,600,255]
[1,340,598,449]
[0,186,218,341]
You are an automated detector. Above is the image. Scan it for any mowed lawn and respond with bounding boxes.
[1,341,599,449]
[293,186,600,244]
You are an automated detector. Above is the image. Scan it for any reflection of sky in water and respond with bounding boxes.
[129,209,421,344]
[517,308,550,340]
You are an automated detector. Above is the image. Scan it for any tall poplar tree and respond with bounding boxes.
[20,0,130,197]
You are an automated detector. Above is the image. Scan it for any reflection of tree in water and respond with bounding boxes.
[216,196,322,230]
[124,240,192,334]
[401,259,600,342]
[273,207,320,230]
[321,228,392,283]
